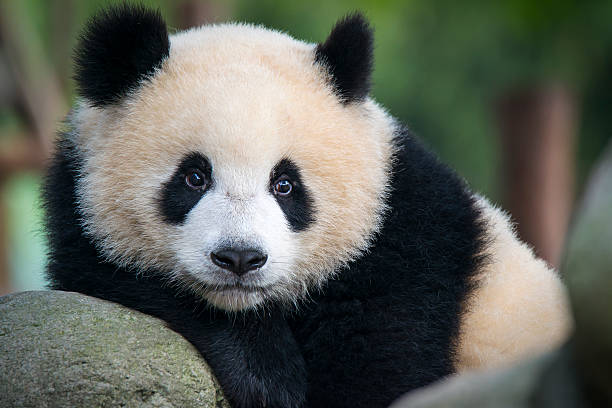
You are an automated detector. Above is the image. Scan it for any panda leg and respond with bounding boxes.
[168,306,307,408]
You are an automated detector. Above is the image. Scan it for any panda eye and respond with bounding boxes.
[274,178,293,196]
[185,170,207,190]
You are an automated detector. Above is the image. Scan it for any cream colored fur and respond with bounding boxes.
[455,197,572,371]
[71,23,395,309]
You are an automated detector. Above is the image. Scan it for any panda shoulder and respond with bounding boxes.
[455,195,572,372]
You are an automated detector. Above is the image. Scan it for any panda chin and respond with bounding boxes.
[204,285,268,311]
[174,271,270,311]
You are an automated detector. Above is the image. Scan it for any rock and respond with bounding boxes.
[0,290,228,408]
[563,142,612,405]
[390,342,583,408]
[393,141,612,408]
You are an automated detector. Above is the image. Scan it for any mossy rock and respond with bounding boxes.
[0,290,228,408]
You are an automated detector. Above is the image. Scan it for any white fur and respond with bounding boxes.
[171,167,298,310]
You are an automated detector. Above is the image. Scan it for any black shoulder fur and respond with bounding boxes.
[74,4,169,107]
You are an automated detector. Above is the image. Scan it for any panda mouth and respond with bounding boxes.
[218,284,256,292]
[213,283,268,293]
[202,281,277,311]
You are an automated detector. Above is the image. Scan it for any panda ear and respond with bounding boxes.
[315,13,374,104]
[74,4,170,107]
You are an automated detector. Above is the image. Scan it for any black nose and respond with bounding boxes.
[210,249,268,276]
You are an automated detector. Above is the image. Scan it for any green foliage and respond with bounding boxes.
[4,174,47,291]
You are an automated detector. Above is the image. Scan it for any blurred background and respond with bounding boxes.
[0,0,610,294]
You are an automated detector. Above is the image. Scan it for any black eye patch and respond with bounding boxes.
[270,158,315,232]
[158,152,213,224]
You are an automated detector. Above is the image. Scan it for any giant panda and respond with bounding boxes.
[43,5,571,408]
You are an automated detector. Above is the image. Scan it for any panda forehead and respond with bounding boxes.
[113,33,322,159]
[128,72,296,178]
[168,23,316,72]
[160,23,320,99]
[101,28,368,177]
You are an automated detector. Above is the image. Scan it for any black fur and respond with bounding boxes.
[44,126,486,408]
[270,158,316,232]
[74,4,169,107]
[158,152,213,224]
[315,13,374,104]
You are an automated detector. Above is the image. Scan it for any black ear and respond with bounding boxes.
[315,13,374,104]
[74,4,170,107]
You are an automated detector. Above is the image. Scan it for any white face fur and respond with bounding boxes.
[72,23,396,311]
[171,160,299,310]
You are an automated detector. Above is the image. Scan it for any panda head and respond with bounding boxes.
[72,5,395,311]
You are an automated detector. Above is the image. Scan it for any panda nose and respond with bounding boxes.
[210,249,268,276]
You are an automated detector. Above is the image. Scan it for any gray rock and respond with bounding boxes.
[563,142,612,405]
[390,343,582,408]
[0,290,228,408]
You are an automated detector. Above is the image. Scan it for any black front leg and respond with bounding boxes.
[170,307,307,408]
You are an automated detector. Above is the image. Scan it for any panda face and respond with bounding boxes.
[158,150,309,311]
[73,23,395,310]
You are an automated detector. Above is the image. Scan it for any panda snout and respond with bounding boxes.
[210,248,268,276]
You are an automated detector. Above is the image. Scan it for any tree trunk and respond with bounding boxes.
[496,85,576,268]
